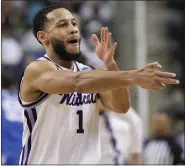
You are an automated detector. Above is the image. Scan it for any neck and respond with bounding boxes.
[46,50,74,70]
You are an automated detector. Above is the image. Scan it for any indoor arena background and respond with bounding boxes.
[1,0,184,165]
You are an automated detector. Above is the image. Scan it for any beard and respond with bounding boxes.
[50,38,81,61]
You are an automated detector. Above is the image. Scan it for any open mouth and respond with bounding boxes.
[68,39,78,45]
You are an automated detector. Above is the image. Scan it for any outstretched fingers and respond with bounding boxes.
[92,34,100,47]
[157,77,180,84]
[109,42,118,55]
[155,70,179,84]
[101,27,109,44]
[101,27,105,44]
[104,27,108,43]
[155,71,176,78]
[107,32,112,49]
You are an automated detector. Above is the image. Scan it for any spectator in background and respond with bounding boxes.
[99,102,143,165]
[177,132,185,161]
[2,70,23,165]
[2,1,27,37]
[143,108,184,164]
[2,0,27,79]
[168,101,185,161]
[26,1,44,26]
[20,28,45,65]
[77,1,116,68]
[2,27,23,67]
[2,27,24,79]
[80,19,105,68]
[19,1,45,65]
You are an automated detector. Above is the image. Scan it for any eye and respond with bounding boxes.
[58,23,67,27]
[72,22,77,26]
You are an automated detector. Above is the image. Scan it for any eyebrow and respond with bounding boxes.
[45,18,77,30]
[55,18,77,24]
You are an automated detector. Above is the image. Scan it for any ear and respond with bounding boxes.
[37,31,49,45]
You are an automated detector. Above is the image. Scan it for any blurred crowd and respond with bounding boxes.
[2,0,184,165]
[166,0,184,96]
[2,0,117,80]
[2,0,184,91]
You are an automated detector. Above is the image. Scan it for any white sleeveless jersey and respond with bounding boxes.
[99,112,126,164]
[18,55,101,165]
[99,109,143,164]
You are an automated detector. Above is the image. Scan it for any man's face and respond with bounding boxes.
[151,112,171,135]
[44,8,80,60]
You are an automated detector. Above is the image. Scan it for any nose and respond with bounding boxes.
[69,24,78,34]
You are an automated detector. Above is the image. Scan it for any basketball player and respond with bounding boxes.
[18,5,179,164]
[99,104,143,164]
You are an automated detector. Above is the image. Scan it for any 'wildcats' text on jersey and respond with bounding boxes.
[59,93,99,106]
[18,55,101,165]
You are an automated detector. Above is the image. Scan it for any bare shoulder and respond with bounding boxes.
[20,60,57,102]
[22,60,57,91]
[24,60,57,80]
[25,60,57,76]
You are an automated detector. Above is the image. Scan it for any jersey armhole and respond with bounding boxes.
[18,59,53,108]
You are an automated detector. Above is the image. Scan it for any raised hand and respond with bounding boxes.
[92,27,117,65]
[134,62,180,90]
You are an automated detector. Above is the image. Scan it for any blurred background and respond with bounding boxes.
[1,0,184,165]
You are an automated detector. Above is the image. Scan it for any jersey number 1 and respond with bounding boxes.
[76,110,84,133]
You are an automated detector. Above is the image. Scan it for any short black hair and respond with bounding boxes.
[32,4,63,44]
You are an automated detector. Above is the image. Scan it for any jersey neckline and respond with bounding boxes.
[44,54,79,72]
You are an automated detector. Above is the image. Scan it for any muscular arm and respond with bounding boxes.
[21,60,134,101]
[21,60,179,103]
[99,61,131,113]
[92,27,179,113]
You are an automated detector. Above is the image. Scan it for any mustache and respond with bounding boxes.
[54,38,81,46]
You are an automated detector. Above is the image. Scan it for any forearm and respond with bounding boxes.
[106,61,131,112]
[38,69,135,94]
[76,69,134,93]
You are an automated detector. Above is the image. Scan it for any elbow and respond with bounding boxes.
[122,103,131,114]
[114,102,131,114]
[123,103,131,113]
[121,99,131,114]
[123,98,131,113]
